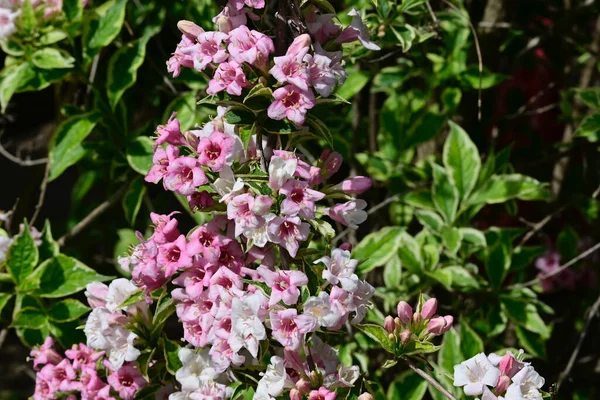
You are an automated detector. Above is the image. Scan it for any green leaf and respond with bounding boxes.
[514,325,547,359]
[63,0,83,21]
[575,88,600,110]
[308,219,335,239]
[354,324,395,354]
[387,370,428,400]
[438,327,462,373]
[354,227,404,274]
[224,107,255,125]
[114,228,138,261]
[162,336,183,375]
[0,293,13,315]
[468,174,550,206]
[0,62,30,112]
[397,232,423,273]
[49,319,85,348]
[500,297,551,338]
[557,226,579,261]
[459,228,487,248]
[39,220,59,263]
[391,24,417,52]
[126,136,154,175]
[337,69,370,100]
[398,0,427,12]
[443,121,481,201]
[426,269,453,291]
[306,115,334,148]
[119,290,144,309]
[445,266,480,290]
[461,65,507,89]
[39,31,69,45]
[460,318,484,358]
[49,111,101,181]
[31,48,75,70]
[12,307,47,329]
[6,221,38,287]
[308,0,336,13]
[0,39,23,56]
[107,38,149,109]
[404,190,436,211]
[122,177,146,226]
[47,299,90,322]
[20,0,35,33]
[84,0,127,61]
[164,92,197,131]
[383,255,402,288]
[441,226,462,255]
[485,242,510,288]
[137,348,156,381]
[431,163,459,223]
[33,254,114,298]
[415,210,444,233]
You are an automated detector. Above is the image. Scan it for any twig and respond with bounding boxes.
[516,206,565,248]
[404,358,457,400]
[425,1,438,24]
[0,138,47,166]
[509,242,600,289]
[505,103,558,120]
[556,293,600,390]
[0,328,7,350]
[57,185,127,246]
[30,157,51,227]
[86,54,100,98]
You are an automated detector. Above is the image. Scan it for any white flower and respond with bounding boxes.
[0,235,13,264]
[303,292,342,328]
[176,348,220,392]
[106,278,138,312]
[268,156,297,190]
[341,277,374,323]
[212,166,245,203]
[245,213,276,248]
[315,248,358,287]
[229,293,267,357]
[107,328,141,370]
[254,356,293,400]
[0,8,20,40]
[84,307,111,350]
[504,366,544,399]
[337,364,360,388]
[347,9,380,51]
[453,353,501,396]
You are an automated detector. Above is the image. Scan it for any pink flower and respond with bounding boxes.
[167,35,199,78]
[107,364,147,400]
[267,84,316,126]
[304,53,338,97]
[197,130,236,172]
[421,298,438,320]
[270,55,310,90]
[95,385,117,400]
[306,11,341,44]
[336,9,381,51]
[426,315,454,336]
[320,149,343,179]
[188,190,215,211]
[257,266,308,306]
[228,25,274,67]
[30,337,62,370]
[280,179,325,219]
[177,20,204,39]
[286,34,312,59]
[397,301,413,325]
[231,0,265,10]
[309,387,337,400]
[64,343,104,370]
[33,371,55,400]
[145,145,179,184]
[193,31,229,71]
[84,282,109,309]
[43,0,62,18]
[227,193,274,237]
[328,199,368,229]
[270,309,317,350]
[155,112,186,148]
[157,234,193,276]
[213,6,248,33]
[315,248,358,287]
[267,216,310,258]
[331,176,372,194]
[207,60,250,96]
[163,156,208,196]
[173,267,211,301]
[48,358,78,392]
[150,212,180,244]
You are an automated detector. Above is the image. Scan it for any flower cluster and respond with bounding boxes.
[384,298,454,346]
[30,337,147,400]
[453,351,545,399]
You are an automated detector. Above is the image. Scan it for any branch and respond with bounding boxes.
[516,205,565,248]
[556,293,600,390]
[57,185,127,247]
[404,358,457,400]
[0,137,47,166]
[30,157,51,227]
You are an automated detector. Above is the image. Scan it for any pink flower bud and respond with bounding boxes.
[338,242,353,252]
[84,282,108,309]
[177,20,204,39]
[290,389,302,400]
[420,298,438,320]
[296,379,312,395]
[413,311,422,324]
[443,315,454,332]
[426,315,453,335]
[358,394,375,400]
[183,131,199,149]
[332,176,372,194]
[397,301,413,324]
[400,329,412,344]
[495,375,511,394]
[499,352,525,378]
[286,33,311,59]
[384,316,395,333]
[320,150,343,179]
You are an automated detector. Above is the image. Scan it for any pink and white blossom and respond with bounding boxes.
[267,84,316,126]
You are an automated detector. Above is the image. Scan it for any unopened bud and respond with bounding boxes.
[296,379,311,395]
[495,375,511,394]
[412,311,422,324]
[177,20,204,39]
[358,393,375,400]
[400,329,412,344]
[332,176,372,195]
[320,150,343,179]
[183,131,199,149]
[338,242,353,252]
[286,33,311,59]
[289,388,302,400]
[420,298,438,320]
[309,370,322,388]
[396,301,413,325]
[426,316,448,336]
[384,316,395,333]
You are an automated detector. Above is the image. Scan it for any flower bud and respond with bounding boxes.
[177,20,204,39]
[394,317,401,332]
[358,393,375,400]
[442,315,454,332]
[400,329,412,344]
[187,191,214,211]
[499,352,524,378]
[320,150,343,179]
[426,316,450,336]
[338,242,353,252]
[396,301,413,325]
[286,33,311,59]
[289,389,302,400]
[420,298,438,320]
[183,130,199,149]
[495,375,511,394]
[332,176,372,194]
[384,316,395,333]
[296,379,312,395]
[412,311,422,324]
